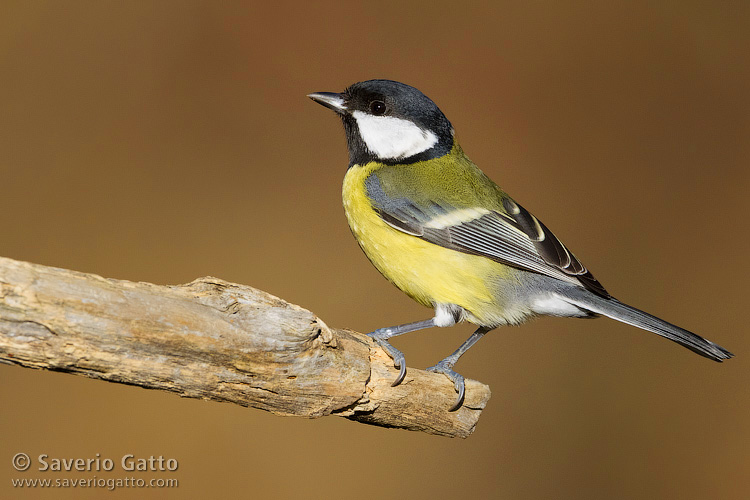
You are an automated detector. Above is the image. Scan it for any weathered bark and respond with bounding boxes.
[0,257,490,438]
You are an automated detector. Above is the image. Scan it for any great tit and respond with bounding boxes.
[308,79,733,411]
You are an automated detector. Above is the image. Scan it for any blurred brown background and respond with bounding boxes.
[1,1,748,499]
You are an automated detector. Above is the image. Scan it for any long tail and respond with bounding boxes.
[559,288,734,361]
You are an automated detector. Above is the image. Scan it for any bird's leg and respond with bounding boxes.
[427,326,491,411]
[368,318,437,386]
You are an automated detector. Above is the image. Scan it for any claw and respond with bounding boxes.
[387,345,407,386]
[427,362,466,411]
[448,380,465,412]
[393,360,407,387]
[368,332,408,386]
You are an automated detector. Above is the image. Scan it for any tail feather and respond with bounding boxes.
[559,288,734,361]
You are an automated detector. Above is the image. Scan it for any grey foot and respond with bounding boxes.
[426,361,465,411]
[368,330,407,386]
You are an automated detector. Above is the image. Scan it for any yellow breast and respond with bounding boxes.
[342,162,519,326]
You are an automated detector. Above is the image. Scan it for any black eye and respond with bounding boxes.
[369,100,386,115]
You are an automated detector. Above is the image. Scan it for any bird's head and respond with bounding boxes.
[308,79,454,167]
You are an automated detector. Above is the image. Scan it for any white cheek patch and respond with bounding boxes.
[352,111,438,160]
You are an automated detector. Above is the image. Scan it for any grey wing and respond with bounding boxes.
[365,175,609,298]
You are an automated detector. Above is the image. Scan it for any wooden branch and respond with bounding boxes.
[0,257,490,438]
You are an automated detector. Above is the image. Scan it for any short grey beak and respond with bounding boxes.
[307,92,347,114]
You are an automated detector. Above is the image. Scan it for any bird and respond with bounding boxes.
[308,79,733,411]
